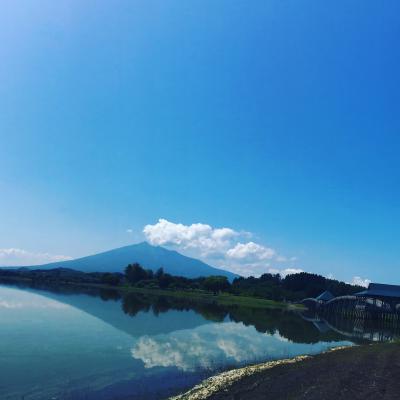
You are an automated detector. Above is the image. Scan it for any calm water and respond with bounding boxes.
[0,283,356,400]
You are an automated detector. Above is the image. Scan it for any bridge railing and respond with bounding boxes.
[300,295,400,322]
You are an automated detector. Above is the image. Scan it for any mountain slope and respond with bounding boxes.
[21,242,238,280]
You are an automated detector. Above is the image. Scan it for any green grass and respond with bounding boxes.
[90,283,302,310]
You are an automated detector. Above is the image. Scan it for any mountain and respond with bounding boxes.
[19,242,239,280]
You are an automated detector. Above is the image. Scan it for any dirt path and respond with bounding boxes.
[172,343,400,400]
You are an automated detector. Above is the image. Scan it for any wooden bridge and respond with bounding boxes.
[301,283,400,323]
[300,309,400,342]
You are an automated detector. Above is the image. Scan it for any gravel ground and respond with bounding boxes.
[171,343,400,400]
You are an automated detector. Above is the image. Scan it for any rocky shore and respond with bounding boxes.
[170,342,400,400]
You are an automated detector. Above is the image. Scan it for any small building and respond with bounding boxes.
[355,283,400,311]
[355,283,400,299]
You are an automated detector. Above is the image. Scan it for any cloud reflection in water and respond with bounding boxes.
[131,322,342,372]
[0,287,70,309]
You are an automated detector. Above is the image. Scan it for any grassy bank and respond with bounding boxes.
[171,342,400,400]
[0,275,300,310]
[117,285,297,309]
[82,282,301,310]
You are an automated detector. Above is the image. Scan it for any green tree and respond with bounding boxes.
[158,273,173,289]
[101,272,121,286]
[202,276,230,294]
[125,263,148,285]
[155,267,164,280]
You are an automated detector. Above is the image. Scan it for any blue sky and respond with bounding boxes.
[0,1,399,284]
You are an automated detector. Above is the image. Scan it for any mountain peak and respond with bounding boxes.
[135,241,153,247]
[24,242,238,280]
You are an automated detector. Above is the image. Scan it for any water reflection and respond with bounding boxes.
[300,309,400,343]
[0,279,361,344]
[0,289,70,309]
[0,281,366,400]
[0,286,139,400]
[131,321,346,372]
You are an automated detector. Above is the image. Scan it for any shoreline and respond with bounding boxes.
[170,342,400,400]
[0,276,302,310]
[169,354,312,400]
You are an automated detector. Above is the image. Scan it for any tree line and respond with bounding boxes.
[124,263,230,294]
[124,263,364,300]
[0,264,364,301]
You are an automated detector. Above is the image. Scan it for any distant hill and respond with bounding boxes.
[15,242,238,280]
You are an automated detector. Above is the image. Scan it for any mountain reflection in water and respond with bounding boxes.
[3,279,398,345]
[1,279,350,344]
[0,280,385,400]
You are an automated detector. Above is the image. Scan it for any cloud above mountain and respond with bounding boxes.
[143,219,300,277]
[0,248,72,267]
[143,218,238,256]
[226,242,276,261]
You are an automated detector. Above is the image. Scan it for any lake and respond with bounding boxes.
[0,283,362,399]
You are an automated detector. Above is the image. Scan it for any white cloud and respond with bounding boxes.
[216,261,268,278]
[351,276,371,288]
[143,219,299,278]
[126,228,133,234]
[281,268,303,276]
[143,219,239,256]
[227,242,275,261]
[268,268,304,278]
[0,248,72,267]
